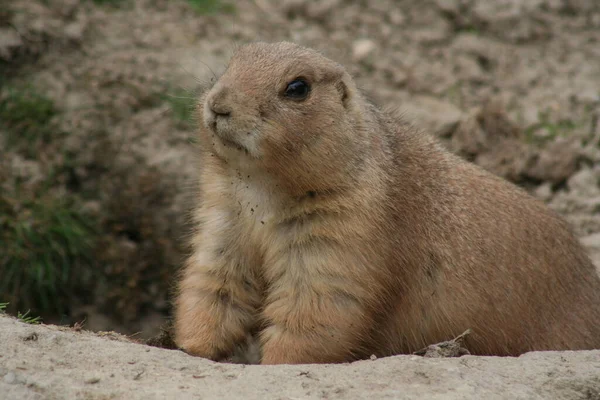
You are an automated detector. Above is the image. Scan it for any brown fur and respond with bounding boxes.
[174,41,600,364]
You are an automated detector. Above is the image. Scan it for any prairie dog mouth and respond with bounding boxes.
[207,118,246,152]
[217,134,249,154]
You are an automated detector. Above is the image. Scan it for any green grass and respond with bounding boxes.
[17,310,42,324]
[163,88,198,128]
[0,303,42,324]
[0,193,97,316]
[0,79,100,320]
[457,26,480,35]
[90,0,125,5]
[524,110,580,145]
[0,84,63,152]
[187,0,235,14]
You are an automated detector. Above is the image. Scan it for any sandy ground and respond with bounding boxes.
[1,315,600,400]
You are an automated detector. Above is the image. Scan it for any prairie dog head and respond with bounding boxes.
[199,42,373,195]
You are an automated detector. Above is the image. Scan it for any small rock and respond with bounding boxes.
[522,105,540,128]
[82,200,102,215]
[306,0,341,20]
[451,109,488,153]
[64,22,85,42]
[392,69,408,86]
[474,141,533,183]
[581,232,600,249]
[580,144,600,164]
[567,167,598,194]
[455,55,484,81]
[22,332,38,342]
[574,87,600,104]
[388,10,405,25]
[527,140,580,184]
[3,372,17,384]
[0,28,23,60]
[352,39,376,62]
[583,196,600,210]
[380,24,392,39]
[435,0,461,14]
[402,96,463,137]
[471,0,548,42]
[414,329,471,358]
[532,127,552,140]
[478,99,521,139]
[534,182,553,202]
[413,22,452,45]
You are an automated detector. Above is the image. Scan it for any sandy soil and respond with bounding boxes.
[1,0,600,398]
[1,315,600,400]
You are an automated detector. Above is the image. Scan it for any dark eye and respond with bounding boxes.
[284,79,310,100]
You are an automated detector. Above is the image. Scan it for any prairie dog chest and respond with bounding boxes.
[228,176,283,249]
[220,173,322,261]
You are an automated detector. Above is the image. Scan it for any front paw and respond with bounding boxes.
[173,300,233,361]
[177,339,224,361]
[174,295,252,361]
[259,323,364,364]
[259,325,327,365]
[174,322,224,361]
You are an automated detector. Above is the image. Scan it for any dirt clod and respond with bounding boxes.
[414,329,472,358]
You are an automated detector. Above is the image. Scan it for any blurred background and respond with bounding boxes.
[1,0,599,339]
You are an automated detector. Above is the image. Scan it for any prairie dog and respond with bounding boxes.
[174,41,600,364]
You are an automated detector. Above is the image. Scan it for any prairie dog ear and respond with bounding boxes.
[335,71,355,109]
[319,61,355,108]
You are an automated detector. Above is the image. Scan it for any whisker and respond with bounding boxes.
[189,54,219,83]
[175,61,211,88]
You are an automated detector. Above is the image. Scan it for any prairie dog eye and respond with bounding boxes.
[284,79,310,100]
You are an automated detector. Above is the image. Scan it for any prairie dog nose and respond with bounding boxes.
[207,85,232,117]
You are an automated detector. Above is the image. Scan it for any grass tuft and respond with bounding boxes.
[0,302,42,324]
[163,88,198,129]
[0,84,63,152]
[17,309,42,324]
[187,0,235,15]
[524,110,580,145]
[0,194,97,316]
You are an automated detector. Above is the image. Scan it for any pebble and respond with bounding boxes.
[3,372,17,384]
[352,39,376,62]
[534,182,553,202]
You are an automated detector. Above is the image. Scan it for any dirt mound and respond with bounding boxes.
[1,315,600,400]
